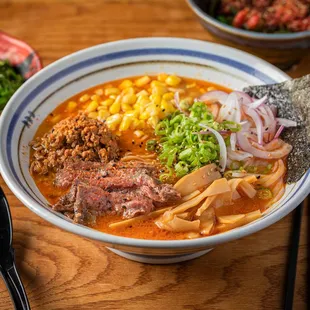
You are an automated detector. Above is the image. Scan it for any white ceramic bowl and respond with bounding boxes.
[0,38,309,264]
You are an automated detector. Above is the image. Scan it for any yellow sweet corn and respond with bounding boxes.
[97,106,108,111]
[100,98,114,107]
[139,111,149,120]
[122,94,137,105]
[91,95,101,102]
[150,94,161,106]
[165,75,181,86]
[105,87,120,96]
[119,115,133,131]
[157,73,168,82]
[162,92,174,101]
[95,88,104,96]
[67,101,77,112]
[207,86,217,91]
[119,79,133,90]
[106,114,122,130]
[135,76,151,87]
[121,103,132,112]
[98,110,110,120]
[134,130,144,138]
[152,85,167,96]
[79,94,90,103]
[122,87,135,95]
[136,95,150,106]
[148,116,159,128]
[50,114,61,124]
[151,80,166,88]
[88,112,98,119]
[109,100,121,114]
[136,90,149,97]
[86,101,99,113]
[125,110,139,118]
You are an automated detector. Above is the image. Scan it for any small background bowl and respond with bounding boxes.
[0,38,309,264]
[187,0,310,69]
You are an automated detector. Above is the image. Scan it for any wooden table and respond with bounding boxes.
[0,1,309,309]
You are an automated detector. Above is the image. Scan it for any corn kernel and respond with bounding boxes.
[165,75,181,86]
[157,73,168,82]
[79,94,90,103]
[148,116,159,128]
[109,95,117,100]
[121,103,132,112]
[86,101,99,113]
[161,99,175,113]
[88,112,98,119]
[146,104,161,116]
[105,87,120,96]
[207,86,217,91]
[162,92,174,101]
[125,110,139,118]
[122,87,135,95]
[151,80,166,88]
[109,101,121,114]
[106,114,122,130]
[139,111,149,120]
[136,95,150,106]
[122,94,137,105]
[186,83,196,89]
[100,98,114,107]
[119,79,133,90]
[97,106,108,111]
[150,94,161,106]
[136,90,149,97]
[136,120,145,129]
[91,95,101,102]
[119,115,133,131]
[95,88,104,96]
[50,114,61,124]
[130,118,140,130]
[67,101,77,112]
[152,85,167,96]
[135,76,151,87]
[134,130,144,138]
[98,110,110,120]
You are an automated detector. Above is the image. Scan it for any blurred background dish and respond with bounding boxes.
[186,0,310,69]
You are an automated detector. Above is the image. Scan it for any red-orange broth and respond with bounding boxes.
[31,76,272,240]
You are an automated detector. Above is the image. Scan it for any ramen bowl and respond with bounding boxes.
[0,38,309,264]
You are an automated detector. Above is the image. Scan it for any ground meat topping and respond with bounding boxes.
[29,112,119,175]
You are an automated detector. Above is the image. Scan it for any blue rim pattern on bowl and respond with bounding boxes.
[0,38,309,252]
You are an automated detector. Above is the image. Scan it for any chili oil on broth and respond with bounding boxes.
[30,74,272,240]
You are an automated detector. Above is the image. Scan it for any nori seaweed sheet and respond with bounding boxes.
[244,74,310,183]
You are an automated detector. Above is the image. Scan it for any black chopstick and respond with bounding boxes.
[284,203,303,310]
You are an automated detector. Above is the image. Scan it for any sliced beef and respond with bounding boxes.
[53,160,181,225]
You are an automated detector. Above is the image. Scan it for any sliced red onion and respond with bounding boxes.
[233,91,253,105]
[230,133,237,151]
[276,118,297,127]
[227,146,253,161]
[199,90,228,105]
[257,106,276,140]
[274,125,284,139]
[270,105,277,116]
[236,130,292,159]
[231,172,261,178]
[249,95,268,109]
[199,124,227,172]
[244,107,264,145]
[217,92,241,123]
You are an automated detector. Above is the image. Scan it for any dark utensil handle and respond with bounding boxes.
[0,262,30,310]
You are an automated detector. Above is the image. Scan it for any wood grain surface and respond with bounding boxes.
[0,1,309,309]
